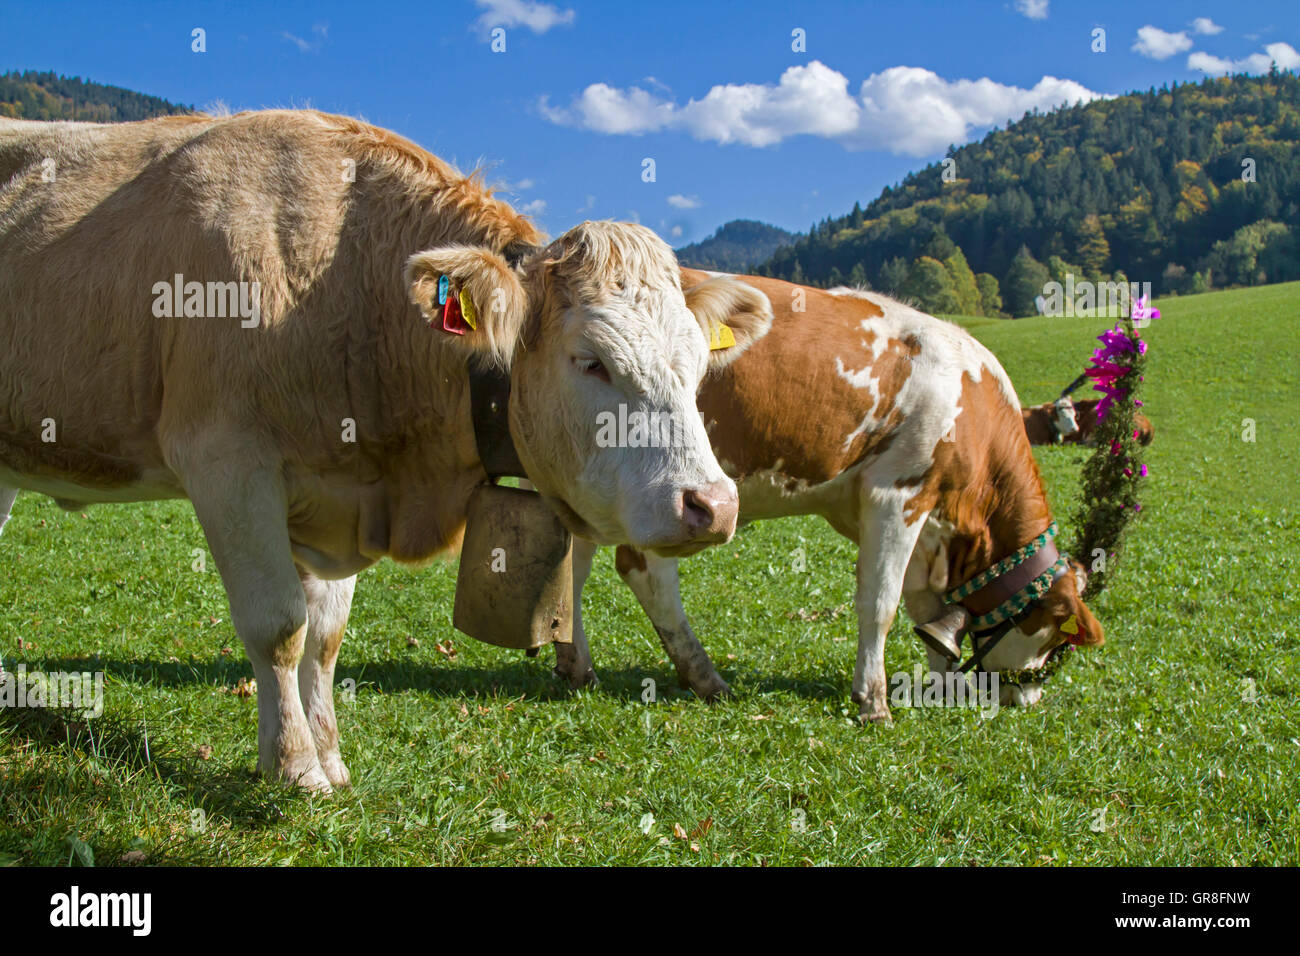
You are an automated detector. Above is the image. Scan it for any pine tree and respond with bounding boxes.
[878,257,910,295]
[1004,246,1051,317]
[901,257,962,314]
[922,227,958,261]
[942,248,982,316]
[1076,214,1111,275]
[975,273,1004,317]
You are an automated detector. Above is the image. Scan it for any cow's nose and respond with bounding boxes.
[681,481,738,540]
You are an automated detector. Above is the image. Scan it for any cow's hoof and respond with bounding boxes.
[553,663,598,690]
[319,753,352,789]
[852,692,892,724]
[694,674,732,702]
[269,755,333,794]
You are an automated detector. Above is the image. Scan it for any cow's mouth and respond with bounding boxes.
[648,540,711,558]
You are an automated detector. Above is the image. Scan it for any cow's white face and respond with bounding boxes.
[966,561,1104,706]
[406,221,773,555]
[1052,397,1080,439]
[512,283,734,554]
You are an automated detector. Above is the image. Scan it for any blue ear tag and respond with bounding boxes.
[437,275,450,306]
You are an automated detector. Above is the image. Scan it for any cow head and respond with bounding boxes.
[969,558,1104,706]
[406,221,772,555]
[1052,397,1080,440]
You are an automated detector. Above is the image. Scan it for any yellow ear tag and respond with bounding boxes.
[458,289,478,331]
[1060,614,1079,635]
[709,323,735,351]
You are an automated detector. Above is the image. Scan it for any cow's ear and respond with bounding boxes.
[406,245,529,369]
[1061,606,1104,646]
[683,275,773,371]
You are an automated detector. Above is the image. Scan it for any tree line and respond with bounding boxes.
[755,70,1300,316]
[0,70,191,123]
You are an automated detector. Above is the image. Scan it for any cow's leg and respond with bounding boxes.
[187,466,329,792]
[297,570,356,788]
[553,535,598,689]
[614,545,730,701]
[0,486,17,538]
[851,488,929,723]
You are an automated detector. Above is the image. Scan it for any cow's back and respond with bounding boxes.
[690,271,1018,486]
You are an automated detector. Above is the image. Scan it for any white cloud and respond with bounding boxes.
[1189,41,1300,74]
[281,22,328,53]
[1191,17,1224,36]
[1132,25,1194,60]
[1014,0,1049,21]
[519,198,547,216]
[667,194,701,209]
[541,83,677,135]
[849,68,1103,155]
[474,0,574,34]
[670,225,683,238]
[541,61,1105,157]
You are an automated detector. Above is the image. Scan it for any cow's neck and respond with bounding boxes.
[947,415,1055,589]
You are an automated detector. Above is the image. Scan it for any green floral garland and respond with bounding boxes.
[1071,297,1157,599]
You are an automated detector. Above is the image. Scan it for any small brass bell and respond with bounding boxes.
[453,483,574,650]
[913,604,971,662]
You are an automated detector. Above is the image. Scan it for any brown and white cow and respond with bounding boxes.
[0,111,771,790]
[555,270,1103,720]
[1021,396,1154,447]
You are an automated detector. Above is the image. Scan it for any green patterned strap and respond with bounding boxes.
[967,556,1069,631]
[943,521,1059,604]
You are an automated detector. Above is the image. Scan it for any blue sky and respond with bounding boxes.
[2,1,1296,245]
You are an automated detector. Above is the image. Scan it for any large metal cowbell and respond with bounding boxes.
[451,365,574,650]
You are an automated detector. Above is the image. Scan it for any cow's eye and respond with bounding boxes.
[574,356,611,383]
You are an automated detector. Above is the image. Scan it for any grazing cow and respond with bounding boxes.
[0,111,771,790]
[1021,396,1153,447]
[555,270,1103,719]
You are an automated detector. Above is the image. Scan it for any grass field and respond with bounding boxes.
[2,281,1297,866]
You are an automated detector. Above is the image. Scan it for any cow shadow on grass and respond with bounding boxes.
[18,652,851,707]
[0,701,302,836]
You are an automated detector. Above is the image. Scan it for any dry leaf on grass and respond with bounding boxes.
[225,677,256,698]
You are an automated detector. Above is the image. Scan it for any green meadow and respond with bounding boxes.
[1,281,1297,866]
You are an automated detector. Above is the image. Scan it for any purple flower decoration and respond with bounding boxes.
[1131,295,1161,323]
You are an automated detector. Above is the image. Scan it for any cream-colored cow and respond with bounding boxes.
[0,110,772,791]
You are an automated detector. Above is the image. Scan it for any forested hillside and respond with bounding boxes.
[756,71,1300,316]
[0,70,191,122]
[676,219,799,272]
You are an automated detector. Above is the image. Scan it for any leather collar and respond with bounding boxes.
[960,541,1062,618]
